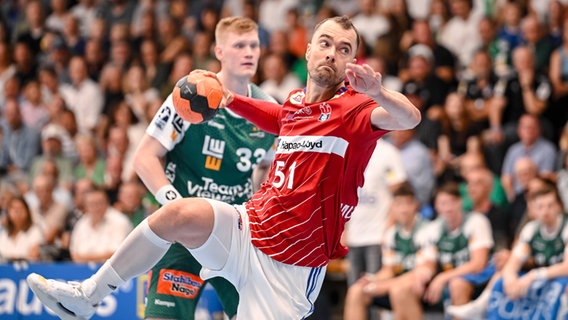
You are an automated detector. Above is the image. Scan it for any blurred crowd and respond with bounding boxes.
[0,1,567,315]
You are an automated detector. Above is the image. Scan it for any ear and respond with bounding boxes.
[352,57,357,64]
[305,43,311,60]
[214,45,222,61]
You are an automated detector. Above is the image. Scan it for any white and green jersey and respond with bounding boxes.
[147,84,277,204]
[419,213,494,271]
[513,216,568,267]
[382,217,428,275]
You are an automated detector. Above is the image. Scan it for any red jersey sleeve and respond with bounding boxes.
[228,95,281,134]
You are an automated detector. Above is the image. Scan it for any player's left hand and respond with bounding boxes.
[192,70,234,107]
[345,63,382,97]
[423,274,446,304]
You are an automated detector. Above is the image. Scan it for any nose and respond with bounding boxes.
[325,53,335,63]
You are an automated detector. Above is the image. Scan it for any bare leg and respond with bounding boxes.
[448,277,474,306]
[389,272,424,320]
[344,280,373,320]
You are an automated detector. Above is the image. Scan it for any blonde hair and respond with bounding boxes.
[215,17,258,44]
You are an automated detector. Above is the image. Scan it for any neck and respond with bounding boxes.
[472,199,491,213]
[217,72,250,96]
[305,78,344,104]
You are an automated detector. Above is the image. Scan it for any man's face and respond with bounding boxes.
[216,30,260,79]
[306,20,357,87]
[534,193,562,227]
[434,192,462,225]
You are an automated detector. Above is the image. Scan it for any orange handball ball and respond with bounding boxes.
[171,73,223,124]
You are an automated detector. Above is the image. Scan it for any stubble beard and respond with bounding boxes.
[309,66,343,88]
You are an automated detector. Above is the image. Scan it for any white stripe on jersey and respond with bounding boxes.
[276,136,348,157]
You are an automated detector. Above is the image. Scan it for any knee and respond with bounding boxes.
[448,277,473,301]
[346,282,370,306]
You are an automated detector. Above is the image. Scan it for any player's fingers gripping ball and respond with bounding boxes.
[172,72,223,124]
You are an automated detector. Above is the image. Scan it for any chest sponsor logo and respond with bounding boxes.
[341,203,355,219]
[249,126,265,139]
[203,135,225,171]
[157,269,204,299]
[165,162,176,183]
[318,103,331,121]
[276,136,348,157]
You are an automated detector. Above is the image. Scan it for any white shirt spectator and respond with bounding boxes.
[70,207,132,260]
[437,12,482,69]
[59,79,103,134]
[0,225,44,261]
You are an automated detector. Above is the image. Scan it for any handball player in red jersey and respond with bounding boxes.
[27,15,421,319]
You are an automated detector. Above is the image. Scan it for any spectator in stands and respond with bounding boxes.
[59,55,103,134]
[13,40,38,87]
[436,92,485,183]
[0,197,44,262]
[61,15,86,56]
[388,128,435,210]
[344,139,408,286]
[351,0,390,50]
[113,181,148,227]
[400,19,456,84]
[158,52,193,100]
[30,124,74,191]
[548,19,568,140]
[123,64,160,124]
[489,46,554,149]
[25,173,68,248]
[495,1,523,67]
[45,0,70,34]
[260,53,302,104]
[96,0,136,27]
[437,0,482,69]
[458,49,498,126]
[501,114,557,201]
[38,66,60,105]
[157,15,188,66]
[11,0,46,57]
[0,41,16,108]
[401,44,451,123]
[466,167,513,251]
[69,187,132,263]
[389,182,493,318]
[477,16,505,76]
[509,157,540,233]
[83,38,105,81]
[458,151,508,211]
[520,14,554,74]
[70,0,98,38]
[343,183,427,319]
[0,98,41,175]
[20,79,49,131]
[73,133,105,187]
[102,153,123,204]
[556,151,568,212]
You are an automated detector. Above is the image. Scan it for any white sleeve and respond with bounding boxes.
[464,213,494,251]
[381,226,398,266]
[512,221,538,261]
[415,220,441,264]
[146,94,191,151]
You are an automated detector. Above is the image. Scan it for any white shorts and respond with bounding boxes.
[189,199,326,319]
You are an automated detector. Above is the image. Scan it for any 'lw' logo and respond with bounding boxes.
[203,136,225,170]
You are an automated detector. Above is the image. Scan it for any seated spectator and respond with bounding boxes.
[0,98,41,177]
[0,197,44,262]
[30,124,75,191]
[558,151,568,212]
[501,114,557,201]
[388,182,493,318]
[20,80,49,131]
[458,151,508,212]
[24,174,68,247]
[73,133,106,187]
[509,157,540,234]
[259,53,302,104]
[388,128,435,211]
[69,187,132,263]
[113,181,148,227]
[343,183,428,319]
[447,183,568,319]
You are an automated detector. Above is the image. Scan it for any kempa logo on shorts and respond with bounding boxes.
[154,299,176,308]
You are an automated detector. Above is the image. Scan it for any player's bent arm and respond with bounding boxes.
[438,247,491,282]
[369,87,421,131]
[133,134,182,205]
[531,248,568,280]
[228,95,281,134]
[133,134,172,194]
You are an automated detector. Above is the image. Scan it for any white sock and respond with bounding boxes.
[87,219,171,303]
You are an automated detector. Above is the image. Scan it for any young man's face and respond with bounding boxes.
[434,192,462,225]
[216,30,260,79]
[391,195,418,226]
[305,20,357,87]
[534,192,562,227]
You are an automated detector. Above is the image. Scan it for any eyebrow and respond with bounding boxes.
[318,33,353,51]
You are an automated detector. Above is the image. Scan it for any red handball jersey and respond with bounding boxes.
[237,86,389,267]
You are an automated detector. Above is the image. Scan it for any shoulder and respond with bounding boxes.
[518,220,540,242]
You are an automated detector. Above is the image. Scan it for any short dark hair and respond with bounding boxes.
[435,182,461,199]
[393,182,416,198]
[313,15,360,52]
[527,183,562,204]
